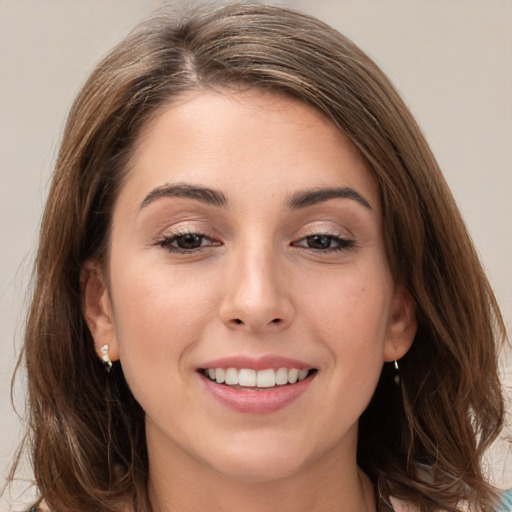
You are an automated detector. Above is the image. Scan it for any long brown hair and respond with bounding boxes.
[7,3,506,511]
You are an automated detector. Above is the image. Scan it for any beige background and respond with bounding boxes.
[1,0,510,503]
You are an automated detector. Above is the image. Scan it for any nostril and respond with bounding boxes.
[228,317,285,328]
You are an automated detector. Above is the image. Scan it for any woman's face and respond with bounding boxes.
[84,90,415,483]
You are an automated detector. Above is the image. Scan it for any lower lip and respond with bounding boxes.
[200,373,315,414]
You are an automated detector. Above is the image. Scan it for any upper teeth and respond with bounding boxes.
[206,368,310,387]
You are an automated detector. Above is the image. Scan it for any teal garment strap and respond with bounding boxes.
[499,489,512,512]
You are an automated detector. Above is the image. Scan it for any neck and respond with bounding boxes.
[146,424,376,512]
[148,469,375,512]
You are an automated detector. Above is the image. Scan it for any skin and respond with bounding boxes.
[83,90,417,512]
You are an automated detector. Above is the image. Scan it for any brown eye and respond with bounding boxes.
[306,235,333,250]
[175,233,203,249]
[159,232,221,253]
[292,233,355,252]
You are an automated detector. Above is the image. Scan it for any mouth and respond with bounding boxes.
[199,367,317,391]
[197,356,318,413]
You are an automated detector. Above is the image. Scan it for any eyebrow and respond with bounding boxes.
[138,183,371,212]
[139,183,227,210]
[286,187,372,210]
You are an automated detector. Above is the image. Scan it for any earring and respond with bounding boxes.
[100,344,112,372]
[394,360,400,386]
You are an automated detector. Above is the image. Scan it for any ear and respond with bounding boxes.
[384,284,417,362]
[80,263,120,362]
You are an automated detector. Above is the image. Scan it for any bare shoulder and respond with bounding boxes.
[28,504,49,511]
[390,497,418,511]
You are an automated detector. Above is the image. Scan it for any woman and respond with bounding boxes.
[6,3,509,511]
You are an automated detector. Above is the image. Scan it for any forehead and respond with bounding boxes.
[122,89,380,211]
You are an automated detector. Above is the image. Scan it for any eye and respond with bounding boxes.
[158,232,220,252]
[174,233,205,249]
[293,234,355,252]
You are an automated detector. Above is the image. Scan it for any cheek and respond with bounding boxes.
[301,264,392,392]
[108,266,222,425]
[108,262,217,384]
[304,266,391,346]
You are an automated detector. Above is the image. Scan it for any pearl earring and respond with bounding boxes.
[100,344,112,372]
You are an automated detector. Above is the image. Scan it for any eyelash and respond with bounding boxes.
[291,233,356,253]
[157,231,356,254]
[158,231,220,254]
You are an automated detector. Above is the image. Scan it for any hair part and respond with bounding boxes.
[8,3,506,511]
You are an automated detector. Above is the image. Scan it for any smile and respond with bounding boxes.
[198,358,317,413]
[202,367,315,389]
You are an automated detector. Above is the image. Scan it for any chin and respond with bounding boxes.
[201,432,319,483]
[212,453,310,483]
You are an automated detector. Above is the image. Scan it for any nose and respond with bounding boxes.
[219,243,295,333]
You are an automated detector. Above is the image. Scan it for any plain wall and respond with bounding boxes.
[1,0,510,503]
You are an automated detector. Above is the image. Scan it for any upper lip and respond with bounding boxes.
[199,355,314,371]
